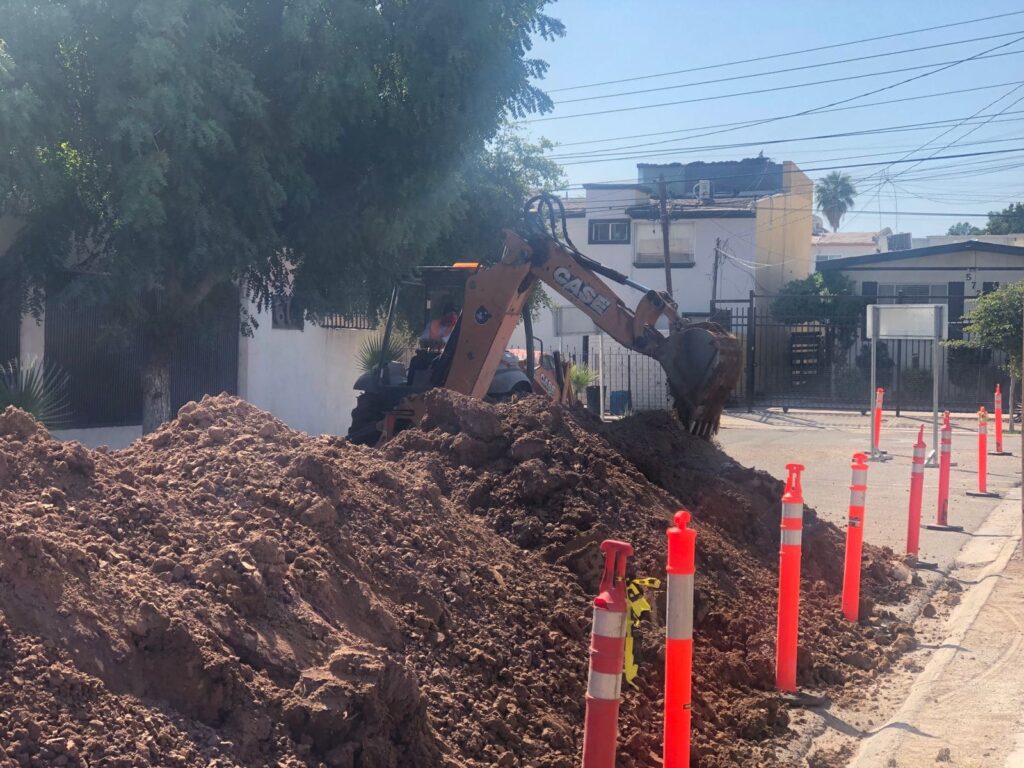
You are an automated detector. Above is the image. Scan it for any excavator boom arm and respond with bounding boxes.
[442,231,740,436]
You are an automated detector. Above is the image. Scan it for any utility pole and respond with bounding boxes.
[659,174,674,299]
[710,237,722,315]
[1020,298,1023,559]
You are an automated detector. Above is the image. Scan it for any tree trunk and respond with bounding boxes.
[142,329,173,434]
[523,308,535,382]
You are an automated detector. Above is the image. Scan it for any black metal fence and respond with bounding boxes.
[0,284,18,365]
[712,293,1006,413]
[560,292,1008,416]
[45,288,239,428]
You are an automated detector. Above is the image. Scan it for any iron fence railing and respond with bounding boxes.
[0,286,18,365]
[558,292,1009,416]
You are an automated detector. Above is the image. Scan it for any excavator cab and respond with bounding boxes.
[348,264,541,445]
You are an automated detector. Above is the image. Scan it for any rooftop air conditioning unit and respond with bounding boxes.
[694,179,712,201]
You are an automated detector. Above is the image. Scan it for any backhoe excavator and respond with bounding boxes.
[348,195,741,445]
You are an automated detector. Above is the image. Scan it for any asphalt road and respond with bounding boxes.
[717,408,1020,572]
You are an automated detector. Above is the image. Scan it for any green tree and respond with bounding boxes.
[947,221,982,236]
[0,0,563,432]
[814,171,857,232]
[771,272,866,393]
[947,280,1024,420]
[983,202,1024,235]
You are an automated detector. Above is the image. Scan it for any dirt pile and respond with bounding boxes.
[0,392,913,767]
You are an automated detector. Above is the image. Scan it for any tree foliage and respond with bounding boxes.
[947,281,1024,379]
[946,221,982,236]
[944,204,1024,237]
[983,202,1024,235]
[771,271,865,356]
[814,171,857,232]
[0,0,564,429]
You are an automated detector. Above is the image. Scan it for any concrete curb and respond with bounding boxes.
[848,492,1022,767]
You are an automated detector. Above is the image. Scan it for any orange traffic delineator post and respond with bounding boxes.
[967,407,1001,498]
[869,388,890,462]
[842,453,869,622]
[663,510,696,768]
[775,463,805,693]
[582,539,633,768]
[927,413,963,532]
[905,426,926,559]
[991,384,1012,456]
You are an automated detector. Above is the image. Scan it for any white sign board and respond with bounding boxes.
[866,304,947,340]
[554,305,599,335]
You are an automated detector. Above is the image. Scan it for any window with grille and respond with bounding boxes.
[634,222,695,267]
[588,219,631,244]
[876,284,949,305]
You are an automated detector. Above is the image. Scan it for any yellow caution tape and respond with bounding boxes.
[623,578,662,688]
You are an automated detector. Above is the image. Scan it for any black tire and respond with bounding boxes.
[347,392,385,445]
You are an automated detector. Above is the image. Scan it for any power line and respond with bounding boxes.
[548,80,1024,148]
[548,10,1024,93]
[524,48,1024,123]
[554,146,1024,192]
[546,112,1024,164]
[553,30,1024,105]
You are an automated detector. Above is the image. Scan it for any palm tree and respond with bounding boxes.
[815,171,857,232]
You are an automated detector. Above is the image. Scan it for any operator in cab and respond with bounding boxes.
[421,302,459,345]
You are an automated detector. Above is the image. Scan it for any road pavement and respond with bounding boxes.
[718,408,1024,767]
[719,408,1019,574]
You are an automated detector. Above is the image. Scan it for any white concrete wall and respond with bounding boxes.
[19,312,44,364]
[237,302,375,437]
[532,212,756,357]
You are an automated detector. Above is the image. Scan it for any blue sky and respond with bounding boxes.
[522,0,1024,237]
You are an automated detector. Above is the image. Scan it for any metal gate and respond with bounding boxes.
[45,287,239,429]
[0,283,18,364]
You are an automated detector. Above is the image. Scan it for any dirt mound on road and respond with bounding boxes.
[0,394,911,767]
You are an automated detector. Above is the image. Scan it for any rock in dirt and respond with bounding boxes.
[0,392,912,767]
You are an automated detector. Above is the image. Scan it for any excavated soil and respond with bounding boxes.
[0,392,914,767]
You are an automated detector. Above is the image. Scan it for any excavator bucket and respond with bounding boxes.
[655,321,742,438]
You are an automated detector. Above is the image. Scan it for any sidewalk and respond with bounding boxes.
[847,493,1024,767]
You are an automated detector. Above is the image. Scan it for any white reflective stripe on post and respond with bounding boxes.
[852,469,868,485]
[592,608,628,639]
[587,669,623,700]
[782,502,803,519]
[781,529,802,546]
[912,464,925,475]
[666,574,694,640]
[850,489,866,507]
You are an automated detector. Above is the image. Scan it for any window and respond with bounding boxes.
[634,222,695,267]
[272,293,305,331]
[588,219,631,244]
[876,284,948,305]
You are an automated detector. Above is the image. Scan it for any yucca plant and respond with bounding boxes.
[356,332,411,374]
[568,364,598,397]
[0,358,72,428]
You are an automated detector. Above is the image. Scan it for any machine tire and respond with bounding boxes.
[510,381,534,398]
[347,392,385,445]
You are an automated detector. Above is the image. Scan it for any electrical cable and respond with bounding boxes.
[553,30,1024,105]
[548,10,1024,93]
[523,39,1024,123]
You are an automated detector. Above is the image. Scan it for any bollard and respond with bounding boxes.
[775,463,805,693]
[927,413,963,531]
[967,407,1001,498]
[906,426,926,559]
[842,453,869,622]
[870,388,890,461]
[582,539,633,768]
[991,384,1012,456]
[664,510,696,768]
